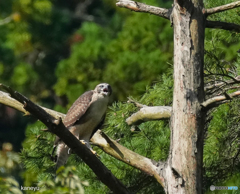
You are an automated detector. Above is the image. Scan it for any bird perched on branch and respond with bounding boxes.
[52,83,112,171]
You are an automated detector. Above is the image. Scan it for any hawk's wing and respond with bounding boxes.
[52,90,94,148]
[63,90,94,127]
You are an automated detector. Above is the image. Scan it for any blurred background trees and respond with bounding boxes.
[0,0,240,193]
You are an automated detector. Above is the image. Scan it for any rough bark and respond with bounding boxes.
[165,0,205,193]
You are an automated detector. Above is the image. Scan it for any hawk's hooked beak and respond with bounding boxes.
[102,85,112,96]
[103,88,109,96]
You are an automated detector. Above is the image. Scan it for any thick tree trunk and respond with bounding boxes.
[165,0,205,193]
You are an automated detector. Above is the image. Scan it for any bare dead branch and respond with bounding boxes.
[126,106,172,125]
[91,130,165,186]
[0,84,130,194]
[204,1,240,16]
[0,91,30,115]
[206,20,240,32]
[116,0,171,20]
[0,90,65,118]
[201,90,240,109]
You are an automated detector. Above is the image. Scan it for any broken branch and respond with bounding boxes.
[126,106,172,125]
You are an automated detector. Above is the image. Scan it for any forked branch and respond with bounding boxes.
[116,0,171,19]
[0,84,130,194]
[204,1,240,16]
[0,85,165,188]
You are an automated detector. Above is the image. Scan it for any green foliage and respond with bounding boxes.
[205,173,240,194]
[36,166,89,194]
[203,0,240,188]
[0,177,22,194]
[0,143,22,194]
[21,122,55,178]
[204,100,240,188]
[204,0,240,78]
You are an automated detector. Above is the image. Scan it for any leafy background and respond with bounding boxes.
[0,0,240,193]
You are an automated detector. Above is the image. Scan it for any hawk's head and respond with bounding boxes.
[95,83,112,96]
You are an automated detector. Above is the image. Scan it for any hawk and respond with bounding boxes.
[53,83,112,170]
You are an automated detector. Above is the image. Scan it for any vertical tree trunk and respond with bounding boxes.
[165,0,205,193]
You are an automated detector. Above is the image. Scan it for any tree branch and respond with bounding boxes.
[206,20,240,32]
[0,84,166,189]
[0,84,130,194]
[204,76,240,92]
[201,90,240,109]
[91,130,165,187]
[127,97,147,108]
[126,106,172,125]
[116,0,171,20]
[0,90,65,118]
[204,1,240,16]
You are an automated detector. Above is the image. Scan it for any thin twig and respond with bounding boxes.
[127,97,147,108]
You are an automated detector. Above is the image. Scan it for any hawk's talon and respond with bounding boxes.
[80,140,86,145]
[91,149,101,159]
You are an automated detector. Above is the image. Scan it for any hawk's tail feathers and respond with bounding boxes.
[55,144,70,171]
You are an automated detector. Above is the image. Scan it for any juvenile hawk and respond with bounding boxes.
[53,83,112,170]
